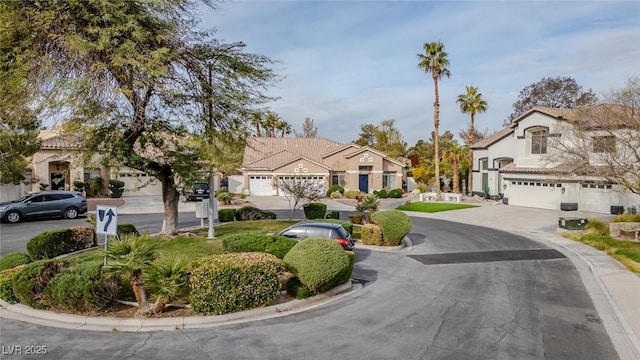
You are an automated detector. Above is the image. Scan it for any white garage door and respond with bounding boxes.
[509,181,562,210]
[578,184,616,213]
[277,176,325,197]
[249,175,273,196]
[118,172,163,196]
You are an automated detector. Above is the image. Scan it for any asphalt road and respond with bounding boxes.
[0,216,618,359]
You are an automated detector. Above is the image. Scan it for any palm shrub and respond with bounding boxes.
[222,234,298,259]
[101,234,158,314]
[326,185,344,197]
[361,224,383,246]
[0,253,30,271]
[355,194,380,223]
[216,190,234,205]
[218,208,236,222]
[189,253,285,315]
[143,258,190,314]
[283,238,351,295]
[43,259,118,312]
[370,210,412,246]
[303,202,327,219]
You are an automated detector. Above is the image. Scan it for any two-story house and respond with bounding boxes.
[471,105,638,214]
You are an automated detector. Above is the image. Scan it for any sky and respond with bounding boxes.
[200,1,640,146]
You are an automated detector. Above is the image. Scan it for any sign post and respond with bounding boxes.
[96,205,118,266]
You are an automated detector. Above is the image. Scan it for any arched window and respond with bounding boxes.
[530,128,548,154]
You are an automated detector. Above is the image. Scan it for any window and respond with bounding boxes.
[480,159,488,170]
[592,135,616,153]
[530,129,548,154]
[382,171,396,189]
[331,172,345,186]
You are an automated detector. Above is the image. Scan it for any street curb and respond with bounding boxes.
[0,280,357,332]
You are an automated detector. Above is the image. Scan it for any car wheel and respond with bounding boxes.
[64,207,79,219]
[5,210,22,223]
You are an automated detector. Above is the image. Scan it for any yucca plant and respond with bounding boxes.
[101,234,158,314]
[355,194,380,223]
[143,258,190,314]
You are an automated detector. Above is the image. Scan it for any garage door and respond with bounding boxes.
[117,172,163,196]
[277,176,325,197]
[249,175,273,196]
[578,184,616,213]
[508,181,562,210]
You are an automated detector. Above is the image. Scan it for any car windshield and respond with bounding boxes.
[13,194,33,203]
[193,183,208,190]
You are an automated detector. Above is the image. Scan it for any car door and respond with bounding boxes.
[21,195,47,217]
[43,194,66,216]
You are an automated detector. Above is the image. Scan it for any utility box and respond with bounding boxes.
[558,217,588,230]
[195,199,219,220]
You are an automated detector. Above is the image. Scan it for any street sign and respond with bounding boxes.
[96,205,118,236]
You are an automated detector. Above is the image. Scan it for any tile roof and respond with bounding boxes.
[38,131,83,149]
[471,125,514,149]
[242,137,349,169]
[512,104,637,128]
[499,163,576,174]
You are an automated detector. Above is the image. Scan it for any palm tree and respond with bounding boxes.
[264,111,281,137]
[442,141,467,193]
[250,111,264,137]
[355,194,380,223]
[144,259,189,314]
[456,85,488,193]
[418,41,450,200]
[276,120,293,137]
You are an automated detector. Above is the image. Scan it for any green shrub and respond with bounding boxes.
[0,266,24,304]
[72,180,85,192]
[117,224,140,237]
[585,219,610,236]
[70,226,97,248]
[108,179,125,188]
[263,211,277,219]
[218,208,236,223]
[326,185,345,198]
[222,234,298,259]
[12,260,66,309]
[303,202,327,220]
[348,214,365,225]
[373,189,388,198]
[0,253,30,271]
[189,253,285,315]
[27,229,81,260]
[335,251,355,286]
[361,224,383,246]
[330,191,343,199]
[344,190,361,199]
[416,183,427,193]
[43,259,118,312]
[235,206,274,221]
[388,188,403,198]
[216,191,234,205]
[613,214,640,222]
[86,177,105,197]
[108,179,125,198]
[325,210,340,219]
[286,277,315,299]
[370,210,412,246]
[313,219,353,235]
[283,238,350,294]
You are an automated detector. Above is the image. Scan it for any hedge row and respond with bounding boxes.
[235,206,277,221]
[222,234,297,259]
[303,202,327,220]
[0,253,30,271]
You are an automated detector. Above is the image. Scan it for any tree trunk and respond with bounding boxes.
[159,173,180,235]
[452,160,460,193]
[433,75,441,201]
[151,297,166,315]
[131,269,147,309]
[468,114,475,195]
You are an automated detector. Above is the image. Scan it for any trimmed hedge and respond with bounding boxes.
[326,185,345,198]
[388,188,403,198]
[189,253,285,315]
[283,238,351,294]
[117,224,140,237]
[235,206,277,221]
[12,260,66,309]
[222,234,298,259]
[373,189,388,198]
[27,229,81,260]
[325,210,340,219]
[303,202,327,220]
[286,277,315,299]
[361,224,383,246]
[370,210,412,246]
[218,208,236,222]
[43,260,117,312]
[70,226,97,248]
[0,252,30,271]
[0,266,24,304]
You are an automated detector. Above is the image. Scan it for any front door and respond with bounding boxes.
[51,173,65,190]
[359,174,369,193]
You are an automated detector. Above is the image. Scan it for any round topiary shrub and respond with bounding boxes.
[0,252,30,271]
[189,253,285,315]
[222,234,298,259]
[283,238,351,294]
[373,189,388,198]
[361,224,383,246]
[303,202,327,220]
[326,185,345,198]
[370,210,412,246]
[43,259,118,312]
[218,208,236,223]
[388,188,403,198]
[117,224,140,237]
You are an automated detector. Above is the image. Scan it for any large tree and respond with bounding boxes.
[548,76,640,196]
[1,0,277,234]
[506,76,597,124]
[418,41,450,200]
[456,85,488,193]
[354,119,407,160]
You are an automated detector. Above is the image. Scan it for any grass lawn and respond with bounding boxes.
[395,202,479,213]
[564,233,640,273]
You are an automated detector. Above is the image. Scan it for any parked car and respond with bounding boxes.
[275,222,355,251]
[0,190,88,223]
[186,182,210,201]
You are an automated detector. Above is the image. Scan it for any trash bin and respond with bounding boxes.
[610,205,624,215]
[558,217,588,230]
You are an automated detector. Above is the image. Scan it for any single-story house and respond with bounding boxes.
[240,137,407,196]
[471,104,639,214]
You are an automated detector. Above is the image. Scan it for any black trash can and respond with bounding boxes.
[610,205,624,215]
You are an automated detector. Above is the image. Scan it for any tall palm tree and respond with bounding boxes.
[264,111,281,137]
[250,111,264,137]
[456,85,488,193]
[418,41,450,200]
[276,120,293,137]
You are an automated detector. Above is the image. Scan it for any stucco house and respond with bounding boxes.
[240,137,406,196]
[471,104,639,214]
